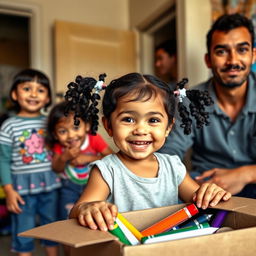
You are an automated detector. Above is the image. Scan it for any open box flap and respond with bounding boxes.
[19,219,117,248]
[211,196,256,215]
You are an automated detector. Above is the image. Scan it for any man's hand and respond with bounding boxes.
[195,167,248,195]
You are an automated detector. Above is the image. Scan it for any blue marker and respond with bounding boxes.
[180,214,213,228]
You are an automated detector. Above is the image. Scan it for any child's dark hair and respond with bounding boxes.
[206,13,255,54]
[64,72,213,135]
[10,68,52,111]
[64,74,107,135]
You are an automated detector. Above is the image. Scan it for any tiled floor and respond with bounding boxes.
[0,235,64,256]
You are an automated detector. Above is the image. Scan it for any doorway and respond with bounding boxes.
[137,4,176,79]
[0,13,30,113]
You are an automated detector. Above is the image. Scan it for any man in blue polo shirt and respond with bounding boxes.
[159,13,256,198]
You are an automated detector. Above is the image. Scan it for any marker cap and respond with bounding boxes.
[186,204,199,216]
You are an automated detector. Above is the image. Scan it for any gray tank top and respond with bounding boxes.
[91,152,186,212]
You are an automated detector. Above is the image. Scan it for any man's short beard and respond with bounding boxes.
[218,79,245,88]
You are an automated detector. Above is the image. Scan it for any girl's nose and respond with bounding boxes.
[133,123,148,135]
[30,89,38,97]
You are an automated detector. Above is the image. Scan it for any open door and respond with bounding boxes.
[54,21,137,150]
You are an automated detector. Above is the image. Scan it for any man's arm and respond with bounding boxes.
[195,165,256,195]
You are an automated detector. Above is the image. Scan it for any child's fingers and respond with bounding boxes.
[210,190,232,206]
[109,204,118,220]
[99,203,116,231]
[209,190,227,207]
[195,183,217,209]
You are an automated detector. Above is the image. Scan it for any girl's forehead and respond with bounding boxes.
[18,80,45,88]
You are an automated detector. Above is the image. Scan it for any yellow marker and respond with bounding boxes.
[117,213,143,240]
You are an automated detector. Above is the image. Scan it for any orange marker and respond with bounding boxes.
[141,204,199,236]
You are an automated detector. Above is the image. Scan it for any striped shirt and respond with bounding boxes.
[0,115,61,195]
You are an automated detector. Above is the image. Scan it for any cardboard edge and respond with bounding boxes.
[19,219,117,248]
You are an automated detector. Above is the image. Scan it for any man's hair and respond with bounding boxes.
[156,39,177,56]
[206,13,255,53]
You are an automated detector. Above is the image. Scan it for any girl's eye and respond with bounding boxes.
[23,87,30,92]
[38,88,47,93]
[149,118,160,123]
[57,130,66,135]
[73,126,80,131]
[122,117,134,123]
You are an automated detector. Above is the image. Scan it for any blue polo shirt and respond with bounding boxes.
[159,72,256,198]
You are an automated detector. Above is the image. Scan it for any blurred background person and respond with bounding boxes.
[155,39,177,90]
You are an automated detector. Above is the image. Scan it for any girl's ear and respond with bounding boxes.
[102,116,113,137]
[11,89,18,101]
[165,119,174,137]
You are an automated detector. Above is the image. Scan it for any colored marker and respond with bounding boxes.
[178,214,213,229]
[141,204,199,236]
[211,210,228,228]
[108,221,131,245]
[115,217,140,245]
[142,224,218,244]
[142,222,210,244]
[117,213,143,240]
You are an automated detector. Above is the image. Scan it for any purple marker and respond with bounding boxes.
[211,210,228,228]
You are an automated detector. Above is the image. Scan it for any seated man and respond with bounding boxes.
[159,13,256,198]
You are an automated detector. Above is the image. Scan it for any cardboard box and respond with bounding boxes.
[20,196,256,256]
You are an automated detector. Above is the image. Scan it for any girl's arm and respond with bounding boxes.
[70,146,113,166]
[52,147,80,172]
[179,173,231,209]
[69,166,117,231]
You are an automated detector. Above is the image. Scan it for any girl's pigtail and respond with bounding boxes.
[64,73,107,134]
[174,78,213,135]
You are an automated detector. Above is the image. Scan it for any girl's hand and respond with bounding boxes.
[193,183,231,210]
[72,201,118,231]
[5,189,25,214]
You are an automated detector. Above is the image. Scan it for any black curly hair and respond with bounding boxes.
[64,73,213,135]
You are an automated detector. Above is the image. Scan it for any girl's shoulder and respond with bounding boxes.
[154,152,184,168]
[0,116,20,130]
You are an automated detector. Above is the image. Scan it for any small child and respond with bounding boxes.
[0,69,61,256]
[46,100,113,221]
[67,73,231,232]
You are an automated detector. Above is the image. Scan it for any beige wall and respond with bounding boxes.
[0,0,129,83]
[129,0,173,28]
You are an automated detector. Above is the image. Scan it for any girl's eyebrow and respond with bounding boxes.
[117,110,165,118]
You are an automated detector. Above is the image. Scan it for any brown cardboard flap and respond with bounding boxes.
[19,219,117,247]
[211,196,256,215]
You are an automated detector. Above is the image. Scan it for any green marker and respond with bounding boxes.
[109,222,132,245]
[141,222,210,244]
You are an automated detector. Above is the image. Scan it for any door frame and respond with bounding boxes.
[0,0,42,69]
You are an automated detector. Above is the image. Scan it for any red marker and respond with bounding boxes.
[141,204,199,236]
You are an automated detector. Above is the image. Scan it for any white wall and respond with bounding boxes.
[0,0,129,83]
